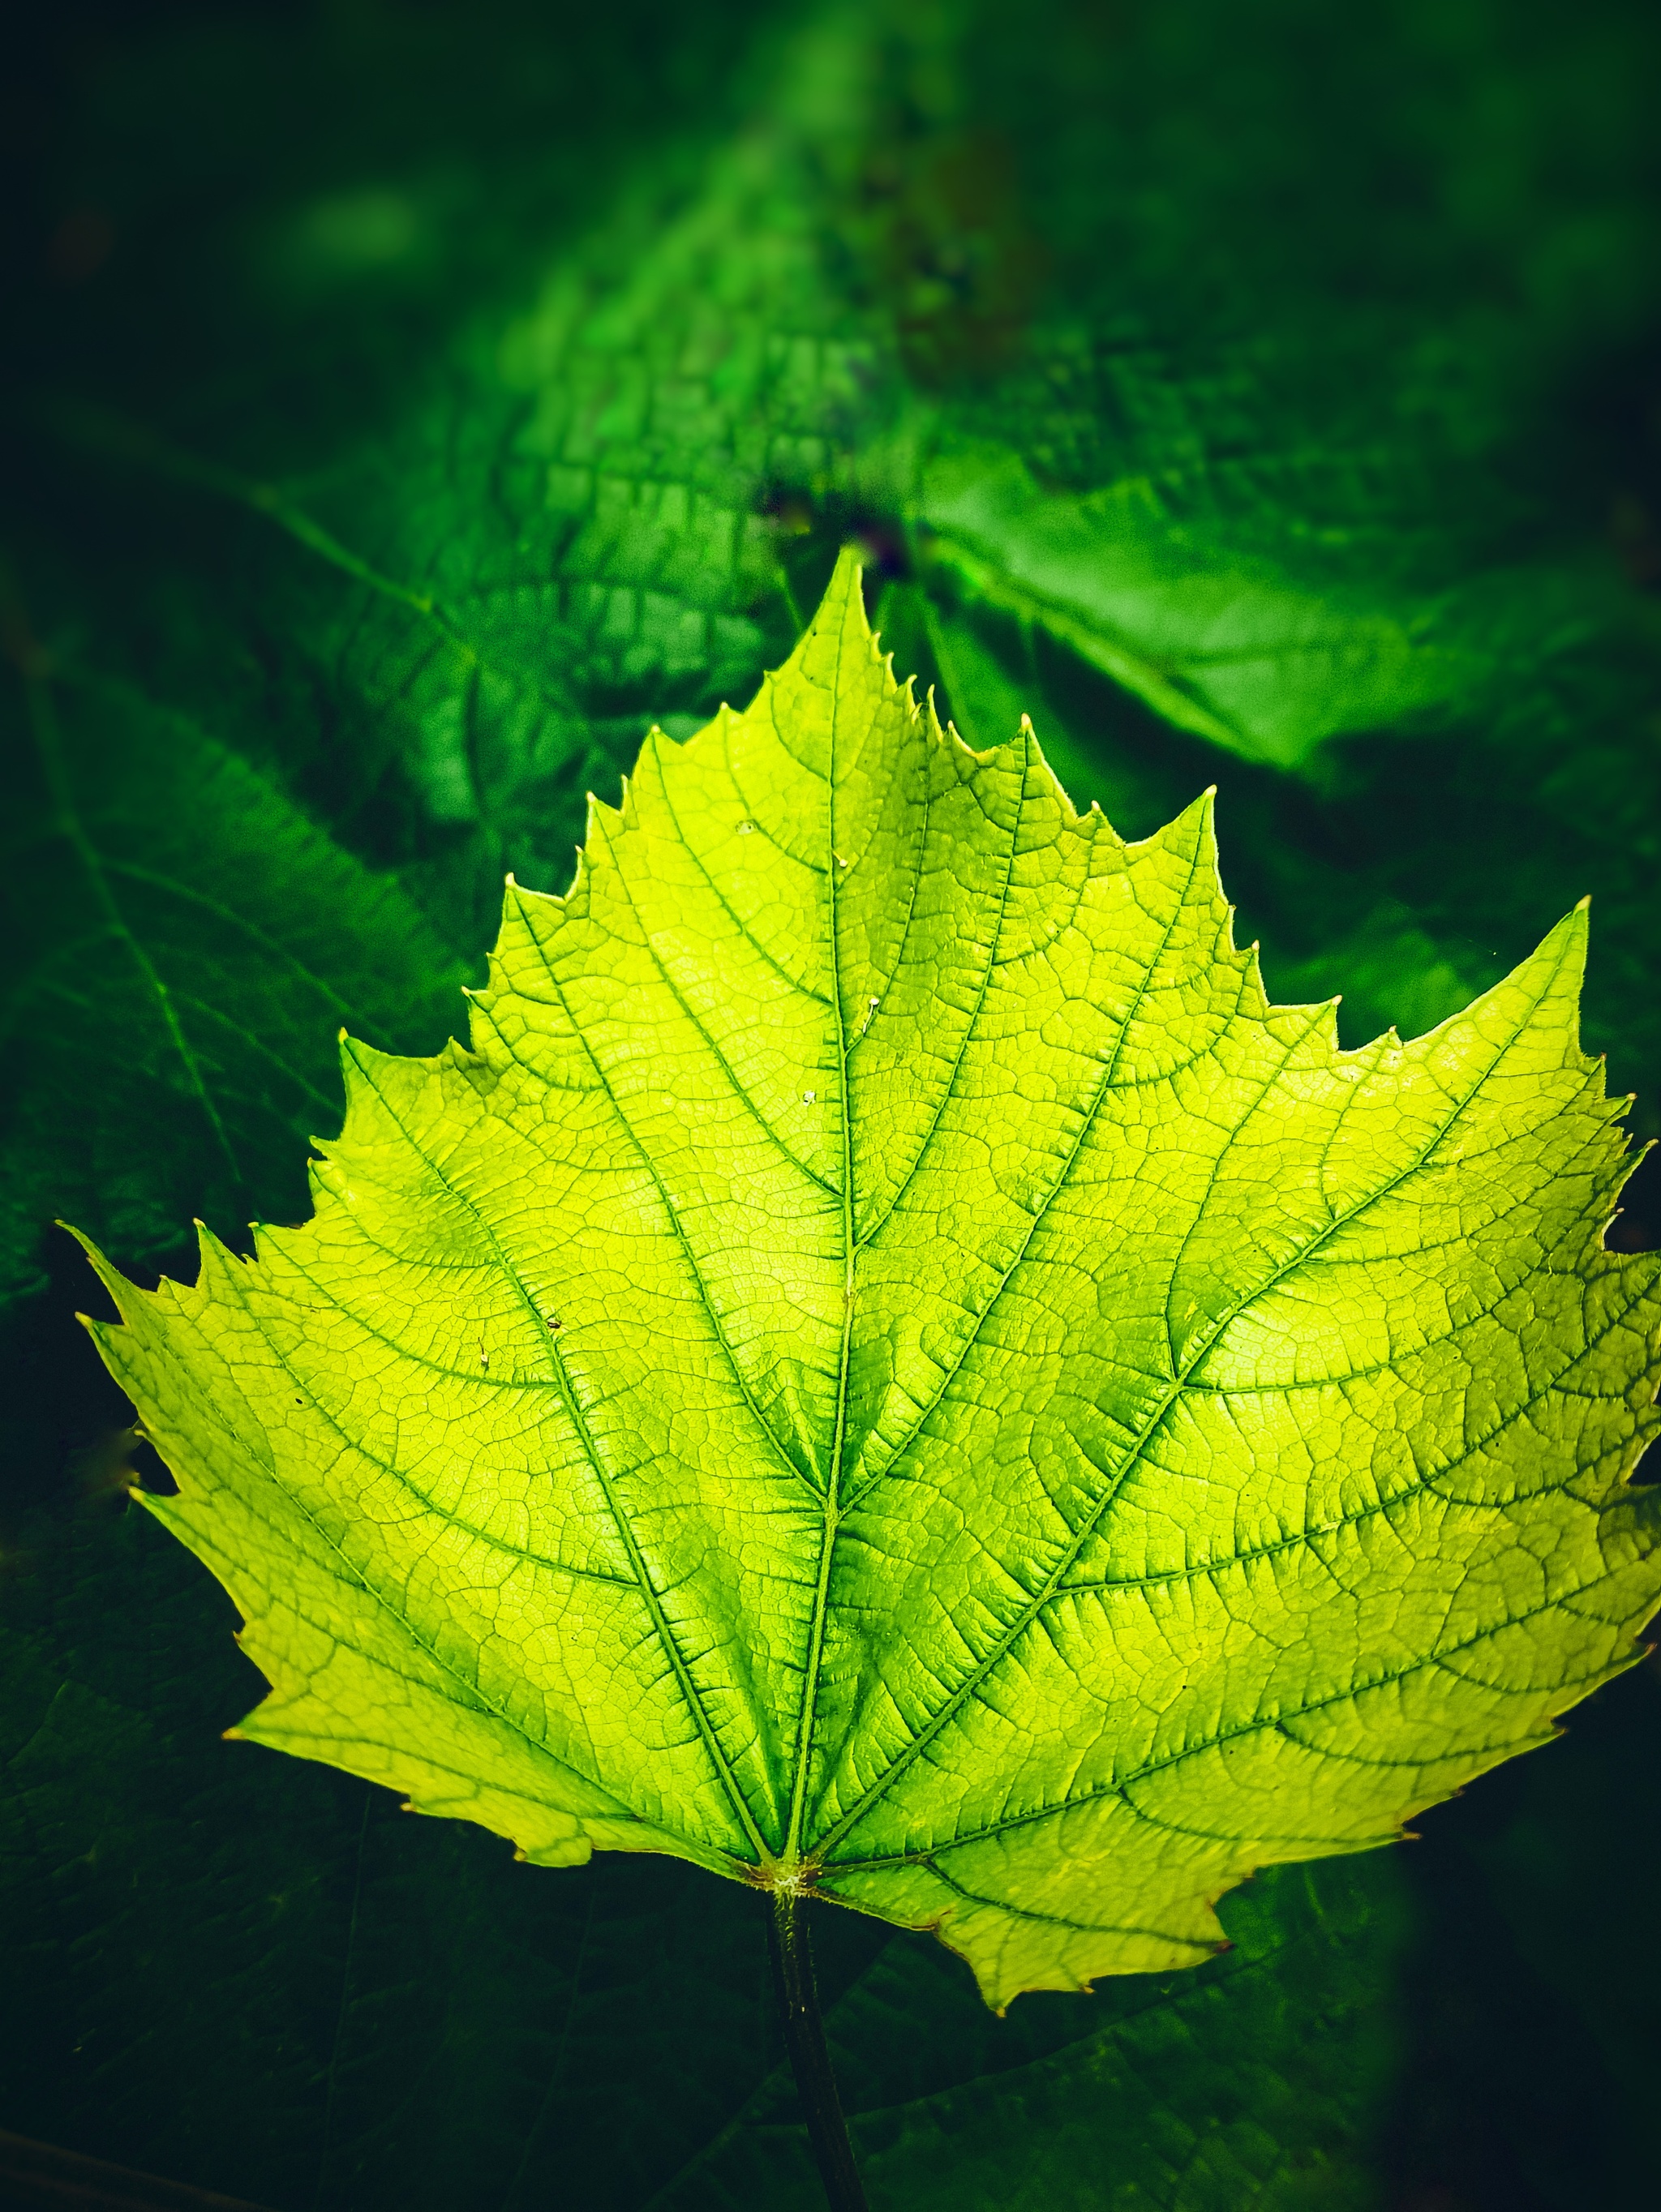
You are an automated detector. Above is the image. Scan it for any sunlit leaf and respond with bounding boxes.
[84,557,1661,2011]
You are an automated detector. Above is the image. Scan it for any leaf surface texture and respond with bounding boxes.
[85,558,1661,2004]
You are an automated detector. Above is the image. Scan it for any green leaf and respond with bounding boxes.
[81,555,1661,2012]
[0,633,472,1306]
[917,447,1549,771]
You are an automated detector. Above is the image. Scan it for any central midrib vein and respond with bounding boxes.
[781,628,861,1871]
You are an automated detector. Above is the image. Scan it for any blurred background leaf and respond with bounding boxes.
[2,1,1658,2206]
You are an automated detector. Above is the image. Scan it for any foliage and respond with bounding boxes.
[80,552,1661,2018]
[4,1,1661,2206]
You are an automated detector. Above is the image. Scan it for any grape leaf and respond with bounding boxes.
[916,446,1597,771]
[0,623,473,1310]
[79,555,1661,2011]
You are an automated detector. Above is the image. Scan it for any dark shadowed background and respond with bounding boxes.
[2,2,1659,2206]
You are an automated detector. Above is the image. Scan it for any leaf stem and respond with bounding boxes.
[766,1888,869,2212]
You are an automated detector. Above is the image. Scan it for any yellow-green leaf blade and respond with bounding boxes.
[84,552,1661,2010]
